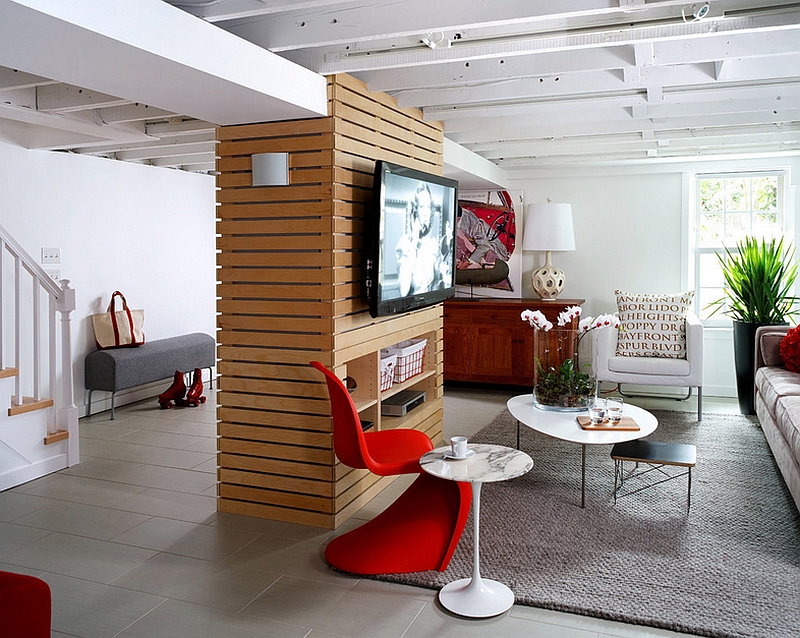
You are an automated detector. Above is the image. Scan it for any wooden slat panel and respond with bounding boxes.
[217,72,444,529]
[218,377,329,400]
[219,438,333,464]
[218,406,331,432]
[217,118,333,142]
[218,133,334,157]
[218,453,336,481]
[217,391,331,415]
[217,346,333,366]
[217,268,335,285]
[219,423,330,448]
[217,201,331,219]
[219,468,333,498]
[218,499,333,528]
[217,183,332,204]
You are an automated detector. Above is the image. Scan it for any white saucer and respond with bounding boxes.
[443,449,475,460]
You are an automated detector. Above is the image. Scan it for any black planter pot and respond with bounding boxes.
[732,320,778,415]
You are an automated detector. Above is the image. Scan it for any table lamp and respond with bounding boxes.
[522,200,575,300]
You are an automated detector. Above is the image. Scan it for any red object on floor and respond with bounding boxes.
[324,472,471,574]
[0,571,52,638]
[311,361,471,574]
[158,369,186,409]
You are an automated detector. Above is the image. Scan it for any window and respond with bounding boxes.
[692,170,789,324]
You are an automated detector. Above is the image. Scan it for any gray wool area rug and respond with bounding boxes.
[368,409,800,638]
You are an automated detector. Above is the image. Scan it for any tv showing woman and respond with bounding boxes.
[395,182,448,297]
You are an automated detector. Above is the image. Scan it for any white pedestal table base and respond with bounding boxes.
[439,576,515,618]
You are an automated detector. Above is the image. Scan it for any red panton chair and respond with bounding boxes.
[311,361,471,574]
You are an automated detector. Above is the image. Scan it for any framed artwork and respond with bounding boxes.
[455,190,523,298]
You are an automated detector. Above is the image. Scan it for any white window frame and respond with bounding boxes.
[685,168,794,328]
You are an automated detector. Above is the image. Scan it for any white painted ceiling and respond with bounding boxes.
[0,0,798,182]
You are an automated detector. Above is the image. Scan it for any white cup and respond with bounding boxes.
[607,398,624,424]
[450,436,468,458]
[588,398,607,424]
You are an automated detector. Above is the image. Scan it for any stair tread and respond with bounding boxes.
[0,367,19,379]
[9,396,54,417]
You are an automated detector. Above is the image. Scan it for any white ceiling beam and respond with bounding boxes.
[447,107,800,146]
[0,100,155,148]
[418,62,797,116]
[0,67,53,90]
[474,129,800,162]
[303,11,798,75]
[35,84,129,113]
[225,0,661,51]
[0,0,328,126]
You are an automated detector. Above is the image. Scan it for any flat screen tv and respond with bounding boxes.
[363,161,458,318]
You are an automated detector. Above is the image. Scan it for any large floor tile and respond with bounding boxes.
[15,472,146,508]
[239,574,353,625]
[223,534,352,586]
[80,436,214,470]
[0,490,56,522]
[0,521,52,557]
[116,598,309,638]
[3,532,157,583]
[110,552,281,612]
[64,455,217,494]
[112,487,219,524]
[42,572,166,638]
[112,516,260,561]
[12,500,151,540]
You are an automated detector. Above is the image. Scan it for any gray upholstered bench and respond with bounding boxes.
[84,332,216,419]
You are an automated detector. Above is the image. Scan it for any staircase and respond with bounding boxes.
[0,223,78,491]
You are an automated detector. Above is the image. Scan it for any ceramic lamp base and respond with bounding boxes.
[531,251,565,299]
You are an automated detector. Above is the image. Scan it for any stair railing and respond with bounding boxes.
[0,223,77,457]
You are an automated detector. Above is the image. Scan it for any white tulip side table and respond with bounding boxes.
[420,443,533,618]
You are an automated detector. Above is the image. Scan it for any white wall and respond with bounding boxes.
[510,156,800,397]
[0,141,217,409]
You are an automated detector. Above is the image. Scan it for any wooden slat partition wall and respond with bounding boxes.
[216,74,447,529]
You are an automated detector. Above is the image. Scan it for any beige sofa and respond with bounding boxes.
[754,325,800,512]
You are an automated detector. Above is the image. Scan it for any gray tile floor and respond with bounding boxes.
[0,385,739,637]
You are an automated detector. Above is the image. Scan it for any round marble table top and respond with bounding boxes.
[420,443,533,483]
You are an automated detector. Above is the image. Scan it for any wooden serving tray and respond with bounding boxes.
[576,416,640,431]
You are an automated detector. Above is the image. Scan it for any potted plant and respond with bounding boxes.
[521,306,619,411]
[707,236,798,414]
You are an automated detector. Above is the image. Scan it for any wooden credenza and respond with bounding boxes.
[443,297,585,387]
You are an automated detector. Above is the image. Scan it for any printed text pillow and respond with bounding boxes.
[615,290,695,359]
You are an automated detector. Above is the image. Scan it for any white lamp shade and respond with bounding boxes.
[522,202,576,251]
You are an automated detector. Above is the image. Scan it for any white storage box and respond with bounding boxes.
[379,352,397,392]
[385,338,427,383]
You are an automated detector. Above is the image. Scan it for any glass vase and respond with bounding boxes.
[532,325,595,411]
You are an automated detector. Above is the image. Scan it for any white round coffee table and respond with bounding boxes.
[420,443,532,618]
[507,394,658,508]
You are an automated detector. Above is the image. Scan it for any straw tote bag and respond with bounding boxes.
[91,291,145,349]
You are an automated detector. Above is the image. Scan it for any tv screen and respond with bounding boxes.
[363,161,458,318]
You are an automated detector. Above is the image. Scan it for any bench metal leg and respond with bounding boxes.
[110,392,116,420]
[87,390,93,418]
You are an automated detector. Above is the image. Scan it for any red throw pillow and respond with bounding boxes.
[780,326,800,373]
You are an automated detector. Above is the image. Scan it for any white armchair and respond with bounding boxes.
[593,313,703,421]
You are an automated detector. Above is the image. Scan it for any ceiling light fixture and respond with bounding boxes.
[682,3,711,22]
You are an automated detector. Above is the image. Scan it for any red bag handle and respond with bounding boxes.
[107,291,136,346]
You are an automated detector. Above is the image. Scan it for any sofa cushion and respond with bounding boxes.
[756,367,800,420]
[779,325,800,373]
[775,396,800,465]
[760,332,787,368]
[614,290,694,359]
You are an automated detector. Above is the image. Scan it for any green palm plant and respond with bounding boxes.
[706,236,798,323]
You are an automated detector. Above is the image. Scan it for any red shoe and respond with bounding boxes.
[158,371,186,409]
[180,368,206,407]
